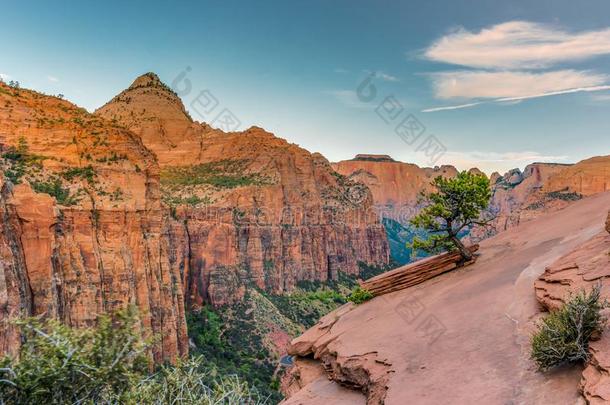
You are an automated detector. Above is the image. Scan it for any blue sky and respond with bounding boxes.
[2,0,610,174]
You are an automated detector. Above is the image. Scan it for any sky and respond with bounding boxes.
[2,0,610,174]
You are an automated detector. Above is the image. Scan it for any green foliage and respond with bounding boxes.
[347,286,374,304]
[32,178,81,206]
[0,309,265,404]
[162,194,210,207]
[268,288,347,328]
[1,137,46,184]
[187,304,282,403]
[531,285,607,371]
[116,356,265,404]
[160,160,273,190]
[0,307,150,403]
[409,171,491,258]
[61,165,96,183]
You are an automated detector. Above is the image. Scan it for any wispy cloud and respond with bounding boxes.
[363,70,399,82]
[430,70,607,99]
[423,84,610,112]
[425,21,610,69]
[47,75,59,83]
[0,73,10,81]
[334,68,349,74]
[376,71,399,82]
[422,102,484,113]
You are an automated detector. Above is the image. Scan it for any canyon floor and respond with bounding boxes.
[285,191,610,404]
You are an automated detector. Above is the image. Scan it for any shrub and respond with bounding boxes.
[113,356,265,404]
[0,307,149,403]
[531,285,607,371]
[32,178,81,205]
[347,286,374,304]
[0,308,266,404]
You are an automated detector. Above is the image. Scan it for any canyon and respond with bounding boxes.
[284,193,610,404]
[1,73,610,404]
[334,154,610,262]
[0,74,388,362]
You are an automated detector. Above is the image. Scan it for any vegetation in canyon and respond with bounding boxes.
[0,308,264,404]
[186,263,390,401]
[531,285,607,371]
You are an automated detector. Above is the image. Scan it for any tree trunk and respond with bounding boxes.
[451,235,472,261]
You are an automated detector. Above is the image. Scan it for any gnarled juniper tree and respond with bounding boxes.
[409,171,492,261]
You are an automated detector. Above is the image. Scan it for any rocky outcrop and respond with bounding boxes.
[0,81,188,362]
[284,192,610,404]
[534,212,610,404]
[546,156,610,196]
[97,74,390,306]
[331,157,458,224]
[286,304,393,404]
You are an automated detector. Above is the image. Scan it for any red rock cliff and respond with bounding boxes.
[0,81,188,362]
[96,74,390,307]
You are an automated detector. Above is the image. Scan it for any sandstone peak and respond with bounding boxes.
[129,72,164,89]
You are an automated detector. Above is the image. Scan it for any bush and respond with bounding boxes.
[347,286,374,304]
[32,178,81,205]
[0,307,149,403]
[531,285,607,371]
[0,308,266,404]
[114,356,265,404]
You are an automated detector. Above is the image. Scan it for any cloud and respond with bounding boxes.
[334,68,349,74]
[363,70,399,82]
[376,71,399,82]
[430,70,607,99]
[0,73,10,81]
[422,102,484,113]
[423,83,610,112]
[425,21,610,69]
[47,75,59,83]
[437,150,569,174]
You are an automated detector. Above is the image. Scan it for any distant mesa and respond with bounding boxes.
[351,154,396,162]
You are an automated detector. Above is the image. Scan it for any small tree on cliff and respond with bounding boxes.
[409,171,492,261]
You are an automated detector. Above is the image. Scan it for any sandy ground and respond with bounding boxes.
[284,192,610,405]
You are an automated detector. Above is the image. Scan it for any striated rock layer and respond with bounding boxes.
[284,192,610,404]
[0,74,389,360]
[97,74,390,306]
[0,81,187,362]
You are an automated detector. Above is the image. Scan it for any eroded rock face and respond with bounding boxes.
[286,304,393,404]
[534,214,610,404]
[331,157,458,223]
[97,74,390,306]
[0,81,188,362]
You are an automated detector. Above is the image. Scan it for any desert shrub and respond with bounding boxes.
[113,356,264,404]
[32,178,81,206]
[347,286,374,304]
[0,307,149,403]
[531,285,607,371]
[1,137,46,184]
[0,308,265,404]
[61,165,96,183]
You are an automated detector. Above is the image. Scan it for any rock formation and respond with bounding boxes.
[284,191,610,404]
[0,81,188,362]
[535,210,610,404]
[96,74,389,307]
[0,74,390,360]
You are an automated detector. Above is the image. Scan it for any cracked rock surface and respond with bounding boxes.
[283,192,610,404]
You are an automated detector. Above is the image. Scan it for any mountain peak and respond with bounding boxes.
[129,72,164,89]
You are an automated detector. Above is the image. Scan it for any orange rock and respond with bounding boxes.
[0,81,187,363]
